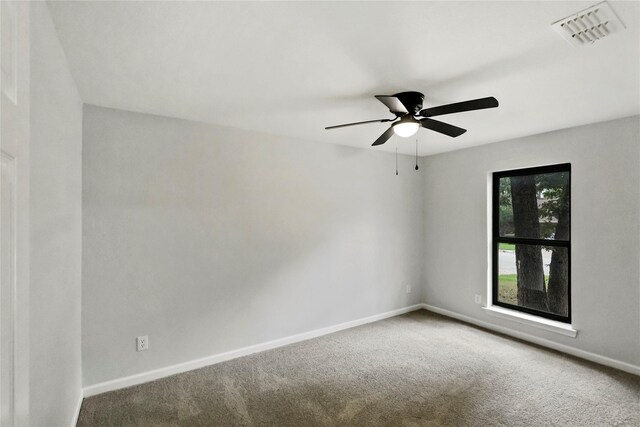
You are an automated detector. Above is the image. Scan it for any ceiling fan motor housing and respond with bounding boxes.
[393,91,424,115]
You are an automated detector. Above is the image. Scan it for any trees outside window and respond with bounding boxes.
[493,164,571,323]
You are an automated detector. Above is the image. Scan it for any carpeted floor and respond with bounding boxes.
[77,310,640,426]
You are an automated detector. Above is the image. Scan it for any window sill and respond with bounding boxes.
[482,305,578,338]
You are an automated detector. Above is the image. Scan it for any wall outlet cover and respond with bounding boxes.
[136,335,149,352]
[474,294,482,304]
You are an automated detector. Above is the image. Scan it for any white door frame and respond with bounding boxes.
[1,1,30,425]
[0,153,17,426]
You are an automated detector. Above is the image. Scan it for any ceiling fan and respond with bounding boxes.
[325,91,499,146]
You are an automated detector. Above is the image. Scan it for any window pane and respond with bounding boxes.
[497,244,568,317]
[498,171,570,240]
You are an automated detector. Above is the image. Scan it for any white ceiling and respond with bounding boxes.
[48,1,640,156]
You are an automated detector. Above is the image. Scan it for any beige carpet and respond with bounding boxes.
[77,310,640,426]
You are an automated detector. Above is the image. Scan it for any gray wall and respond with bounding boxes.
[82,105,424,386]
[29,2,83,426]
[422,116,640,367]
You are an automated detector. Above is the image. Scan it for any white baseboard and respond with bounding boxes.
[70,389,83,427]
[83,304,424,397]
[420,303,640,376]
[83,302,638,398]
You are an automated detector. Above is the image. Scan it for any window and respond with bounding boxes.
[493,164,570,323]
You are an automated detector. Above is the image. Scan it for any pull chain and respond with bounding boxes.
[415,137,419,171]
[395,145,399,176]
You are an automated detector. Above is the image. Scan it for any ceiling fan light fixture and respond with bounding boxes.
[393,121,420,138]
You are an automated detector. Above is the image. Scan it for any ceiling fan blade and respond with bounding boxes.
[325,118,392,130]
[371,126,395,146]
[419,97,499,117]
[375,95,409,115]
[420,118,467,138]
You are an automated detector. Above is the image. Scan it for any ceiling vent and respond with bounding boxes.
[551,1,626,47]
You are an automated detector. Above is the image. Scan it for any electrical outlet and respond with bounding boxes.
[474,294,482,305]
[406,285,412,294]
[136,335,148,352]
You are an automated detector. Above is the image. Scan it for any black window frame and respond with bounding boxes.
[492,163,571,323]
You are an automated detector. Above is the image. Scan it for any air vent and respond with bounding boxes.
[551,1,626,47]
